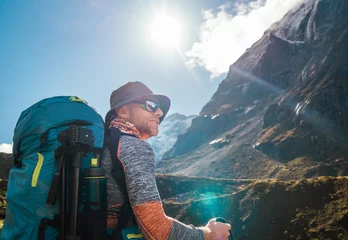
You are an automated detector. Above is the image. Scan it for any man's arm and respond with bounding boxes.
[118,135,205,239]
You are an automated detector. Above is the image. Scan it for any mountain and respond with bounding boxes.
[0,144,12,154]
[157,0,348,180]
[147,113,196,162]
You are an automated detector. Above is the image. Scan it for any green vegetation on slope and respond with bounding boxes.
[161,176,348,240]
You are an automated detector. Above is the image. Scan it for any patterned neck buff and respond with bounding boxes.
[109,118,141,139]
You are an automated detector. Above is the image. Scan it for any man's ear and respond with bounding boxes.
[115,106,129,119]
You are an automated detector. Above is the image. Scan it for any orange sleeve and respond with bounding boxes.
[133,201,174,240]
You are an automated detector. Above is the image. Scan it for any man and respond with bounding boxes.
[102,81,231,240]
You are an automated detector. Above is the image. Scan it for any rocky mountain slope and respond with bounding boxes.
[147,113,196,162]
[157,0,348,180]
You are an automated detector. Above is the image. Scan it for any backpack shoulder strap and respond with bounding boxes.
[104,126,137,230]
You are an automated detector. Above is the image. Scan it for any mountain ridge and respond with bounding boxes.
[157,0,348,180]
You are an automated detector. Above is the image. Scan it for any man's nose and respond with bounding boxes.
[155,107,163,118]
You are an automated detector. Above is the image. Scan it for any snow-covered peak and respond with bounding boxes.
[147,113,197,162]
[0,143,12,154]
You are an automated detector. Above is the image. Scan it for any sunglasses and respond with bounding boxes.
[132,99,160,113]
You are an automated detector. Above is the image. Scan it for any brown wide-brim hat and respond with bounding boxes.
[106,81,170,124]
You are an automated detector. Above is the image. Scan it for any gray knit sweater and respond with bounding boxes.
[102,134,204,240]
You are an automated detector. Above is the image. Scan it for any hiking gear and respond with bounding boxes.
[53,125,107,240]
[216,217,233,240]
[131,99,160,113]
[108,81,170,124]
[1,96,106,240]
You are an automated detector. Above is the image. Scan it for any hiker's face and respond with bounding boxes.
[126,97,163,140]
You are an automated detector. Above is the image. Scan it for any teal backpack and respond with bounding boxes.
[1,96,106,240]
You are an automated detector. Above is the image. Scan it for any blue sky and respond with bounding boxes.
[0,0,302,147]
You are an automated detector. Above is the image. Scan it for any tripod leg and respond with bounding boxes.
[47,154,64,205]
[68,151,82,237]
[60,158,66,239]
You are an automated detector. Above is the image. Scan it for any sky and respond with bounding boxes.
[0,0,303,152]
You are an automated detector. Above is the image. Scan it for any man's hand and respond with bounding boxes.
[200,218,232,240]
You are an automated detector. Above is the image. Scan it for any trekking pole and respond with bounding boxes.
[216,217,233,240]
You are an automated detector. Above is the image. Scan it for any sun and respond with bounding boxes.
[151,14,181,48]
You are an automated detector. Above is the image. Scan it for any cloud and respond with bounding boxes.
[185,0,304,79]
[0,143,12,154]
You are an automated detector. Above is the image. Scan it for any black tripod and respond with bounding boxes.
[46,125,107,240]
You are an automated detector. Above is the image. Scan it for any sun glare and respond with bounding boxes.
[151,14,181,48]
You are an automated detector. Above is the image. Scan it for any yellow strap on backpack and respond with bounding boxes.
[126,233,144,239]
[32,153,44,187]
[69,96,84,102]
